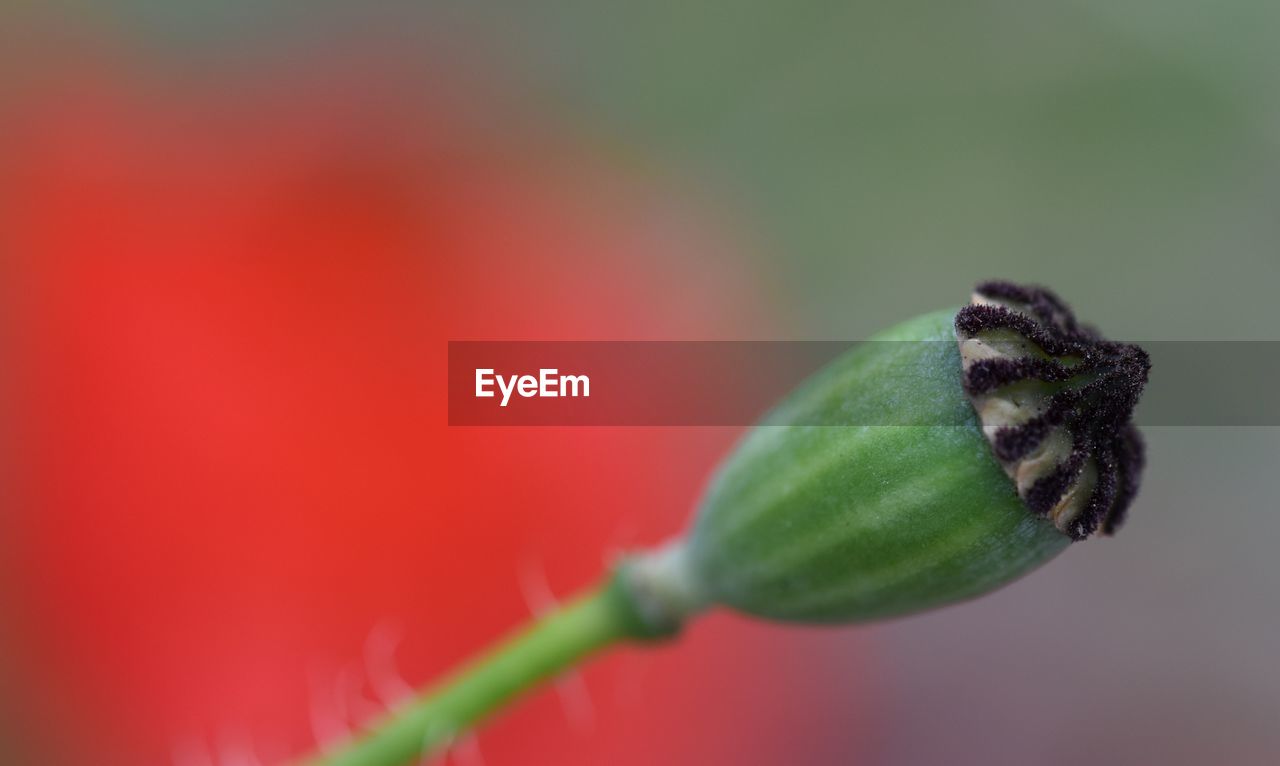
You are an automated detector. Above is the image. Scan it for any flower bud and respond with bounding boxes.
[625,281,1148,628]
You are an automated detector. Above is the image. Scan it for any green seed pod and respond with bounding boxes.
[304,282,1152,766]
[624,281,1149,630]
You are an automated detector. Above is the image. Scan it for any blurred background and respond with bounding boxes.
[3,2,1279,764]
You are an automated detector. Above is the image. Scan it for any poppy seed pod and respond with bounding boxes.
[624,281,1149,630]
[305,281,1152,766]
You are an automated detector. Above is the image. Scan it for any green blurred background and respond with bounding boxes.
[468,0,1279,335]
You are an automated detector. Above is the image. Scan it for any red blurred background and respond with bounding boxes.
[2,22,876,766]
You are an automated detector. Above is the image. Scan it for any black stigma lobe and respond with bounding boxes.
[964,357,1079,395]
[1103,425,1146,534]
[1024,446,1087,517]
[956,281,1150,539]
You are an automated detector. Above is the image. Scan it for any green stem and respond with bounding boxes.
[300,571,660,766]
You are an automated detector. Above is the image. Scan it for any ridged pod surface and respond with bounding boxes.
[684,309,1070,623]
